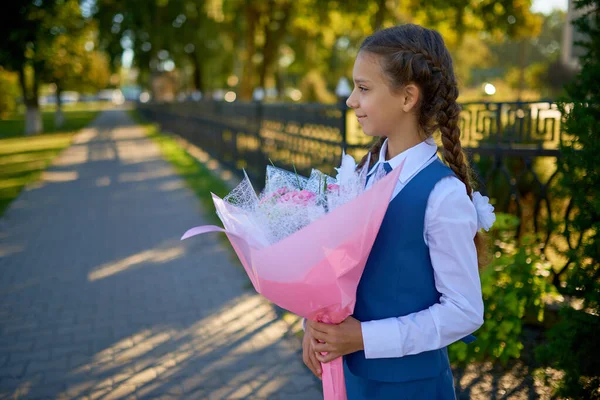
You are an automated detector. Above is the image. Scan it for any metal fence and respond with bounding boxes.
[138,99,566,249]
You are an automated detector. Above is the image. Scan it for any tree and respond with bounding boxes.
[536,0,600,397]
[92,0,548,103]
[401,0,542,93]
[0,1,56,134]
[0,1,103,132]
[285,0,374,102]
[94,0,231,96]
[490,10,573,97]
[39,0,108,128]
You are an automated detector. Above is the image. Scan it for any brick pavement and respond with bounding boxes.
[0,109,321,399]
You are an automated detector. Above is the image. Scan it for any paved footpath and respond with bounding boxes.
[0,109,322,399]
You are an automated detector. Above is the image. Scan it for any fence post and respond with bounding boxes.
[335,77,352,154]
[253,87,267,184]
[338,97,348,154]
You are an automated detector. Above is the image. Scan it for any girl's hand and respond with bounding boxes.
[302,325,322,380]
[309,316,364,364]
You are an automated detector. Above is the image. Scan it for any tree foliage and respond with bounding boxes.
[535,0,600,397]
[0,1,109,131]
[92,0,544,102]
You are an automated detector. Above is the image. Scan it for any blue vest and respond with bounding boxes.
[345,158,473,383]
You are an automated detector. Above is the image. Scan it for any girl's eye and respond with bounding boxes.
[359,87,367,92]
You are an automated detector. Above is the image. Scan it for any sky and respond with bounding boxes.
[531,0,569,14]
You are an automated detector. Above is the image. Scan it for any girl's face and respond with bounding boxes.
[346,51,406,138]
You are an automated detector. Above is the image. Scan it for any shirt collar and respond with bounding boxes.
[367,137,438,184]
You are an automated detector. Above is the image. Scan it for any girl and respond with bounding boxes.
[302,24,492,399]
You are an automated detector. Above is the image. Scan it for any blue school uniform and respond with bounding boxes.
[343,158,473,399]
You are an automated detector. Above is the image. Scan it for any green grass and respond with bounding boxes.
[0,109,100,139]
[0,109,100,215]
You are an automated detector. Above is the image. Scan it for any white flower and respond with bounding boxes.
[334,151,358,186]
[472,191,496,232]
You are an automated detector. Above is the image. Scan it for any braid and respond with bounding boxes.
[438,91,474,198]
[357,136,385,170]
[436,75,489,267]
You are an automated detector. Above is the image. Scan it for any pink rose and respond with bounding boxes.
[260,187,290,204]
[278,190,317,206]
[327,184,340,194]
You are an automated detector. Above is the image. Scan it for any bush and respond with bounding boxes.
[449,213,554,365]
[537,308,600,399]
[534,0,600,396]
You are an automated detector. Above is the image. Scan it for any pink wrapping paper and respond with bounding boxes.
[182,166,402,400]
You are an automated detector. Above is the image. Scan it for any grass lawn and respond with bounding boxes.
[0,108,100,216]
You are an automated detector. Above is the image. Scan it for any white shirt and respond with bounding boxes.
[360,137,484,359]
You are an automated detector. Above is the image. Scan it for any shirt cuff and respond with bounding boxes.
[361,318,404,359]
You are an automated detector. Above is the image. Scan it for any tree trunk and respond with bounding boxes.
[455,7,465,44]
[55,84,64,129]
[373,0,387,31]
[259,0,293,91]
[517,40,526,101]
[239,2,260,100]
[19,65,42,135]
[25,105,42,135]
[189,53,204,92]
[258,0,275,90]
[275,66,284,101]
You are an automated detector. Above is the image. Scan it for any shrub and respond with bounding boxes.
[534,0,600,397]
[449,213,554,365]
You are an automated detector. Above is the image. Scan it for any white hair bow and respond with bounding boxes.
[472,191,496,232]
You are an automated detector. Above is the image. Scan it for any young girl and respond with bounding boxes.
[302,24,492,399]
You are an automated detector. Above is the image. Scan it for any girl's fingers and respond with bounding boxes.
[311,321,333,334]
[316,351,340,364]
[303,348,320,378]
[308,350,322,380]
[310,329,328,343]
[302,334,322,379]
[313,341,334,353]
[308,339,323,379]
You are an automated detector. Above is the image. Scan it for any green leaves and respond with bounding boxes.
[539,1,600,395]
[449,215,554,366]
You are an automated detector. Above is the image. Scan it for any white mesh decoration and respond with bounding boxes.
[218,154,378,248]
[257,166,327,244]
[326,152,372,212]
[223,170,259,212]
[304,169,337,207]
[264,165,308,193]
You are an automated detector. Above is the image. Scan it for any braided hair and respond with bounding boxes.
[356,24,487,266]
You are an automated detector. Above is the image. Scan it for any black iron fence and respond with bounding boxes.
[138,99,567,251]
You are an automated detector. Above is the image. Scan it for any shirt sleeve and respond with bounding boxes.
[360,176,484,359]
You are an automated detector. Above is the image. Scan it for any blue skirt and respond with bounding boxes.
[343,359,456,400]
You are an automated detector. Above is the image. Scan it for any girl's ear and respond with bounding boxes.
[401,84,420,113]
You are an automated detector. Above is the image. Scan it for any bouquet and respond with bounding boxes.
[182,154,403,400]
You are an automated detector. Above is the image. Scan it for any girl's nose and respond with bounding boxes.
[346,90,358,109]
